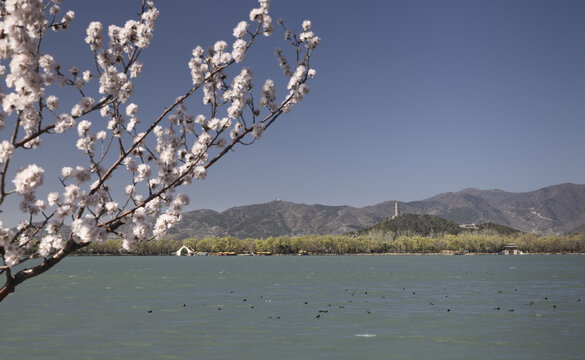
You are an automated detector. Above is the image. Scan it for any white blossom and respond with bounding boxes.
[74,78,84,90]
[308,36,321,49]
[71,215,105,244]
[260,79,276,110]
[46,95,59,111]
[63,184,80,203]
[71,97,95,117]
[55,114,75,133]
[0,141,14,164]
[105,201,119,215]
[174,194,190,207]
[83,70,92,83]
[49,5,60,16]
[0,221,14,248]
[39,55,57,72]
[55,10,75,31]
[19,193,37,214]
[214,40,228,53]
[76,136,95,154]
[77,120,91,137]
[36,199,46,210]
[85,21,103,50]
[300,30,314,42]
[232,39,247,63]
[233,21,248,39]
[249,8,264,22]
[230,122,243,139]
[12,164,44,194]
[259,0,270,12]
[141,3,160,30]
[129,62,143,78]
[153,213,175,238]
[38,235,63,257]
[287,64,306,90]
[188,47,207,85]
[3,245,21,267]
[73,166,91,184]
[135,163,151,182]
[125,184,135,196]
[211,41,231,65]
[61,167,73,178]
[98,66,131,99]
[262,15,273,36]
[55,204,74,219]
[251,122,264,139]
[47,192,60,206]
[125,103,138,116]
[224,68,252,119]
[124,158,138,172]
[127,117,139,132]
[193,166,206,179]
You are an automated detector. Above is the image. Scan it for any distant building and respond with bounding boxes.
[501,243,519,255]
[392,201,399,219]
[459,223,478,230]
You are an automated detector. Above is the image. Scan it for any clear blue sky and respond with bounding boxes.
[6,0,585,222]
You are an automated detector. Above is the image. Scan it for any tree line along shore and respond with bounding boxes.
[69,232,585,256]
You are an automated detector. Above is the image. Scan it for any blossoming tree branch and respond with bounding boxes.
[0,0,319,302]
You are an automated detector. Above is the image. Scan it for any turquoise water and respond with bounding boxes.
[1,255,584,359]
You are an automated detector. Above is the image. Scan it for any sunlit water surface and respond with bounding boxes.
[1,255,584,359]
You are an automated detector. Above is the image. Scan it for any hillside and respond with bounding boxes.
[477,222,521,235]
[353,215,521,237]
[166,183,585,239]
[166,200,377,239]
[353,214,463,236]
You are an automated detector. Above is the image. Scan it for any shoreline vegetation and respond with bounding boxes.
[70,232,585,256]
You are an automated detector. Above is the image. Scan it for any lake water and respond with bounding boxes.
[1,255,584,359]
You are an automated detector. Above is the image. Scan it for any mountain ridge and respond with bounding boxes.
[166,183,585,239]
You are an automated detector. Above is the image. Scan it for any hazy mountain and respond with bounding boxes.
[167,200,377,239]
[166,183,585,239]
